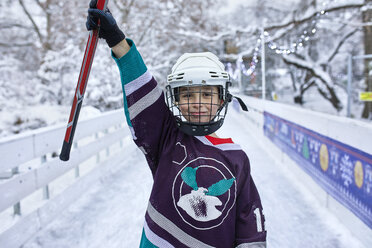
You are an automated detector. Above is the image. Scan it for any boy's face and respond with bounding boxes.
[177,86,222,123]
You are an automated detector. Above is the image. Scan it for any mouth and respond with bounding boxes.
[189,112,209,116]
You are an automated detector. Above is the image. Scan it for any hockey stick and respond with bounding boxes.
[59,0,108,161]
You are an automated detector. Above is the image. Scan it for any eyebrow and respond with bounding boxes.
[179,87,217,93]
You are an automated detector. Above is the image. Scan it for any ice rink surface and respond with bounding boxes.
[23,111,366,248]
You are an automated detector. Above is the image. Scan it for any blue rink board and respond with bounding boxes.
[263,111,372,229]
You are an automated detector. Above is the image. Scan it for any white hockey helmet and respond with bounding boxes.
[167,52,230,91]
[165,52,232,136]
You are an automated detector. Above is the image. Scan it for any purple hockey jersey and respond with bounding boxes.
[113,39,267,248]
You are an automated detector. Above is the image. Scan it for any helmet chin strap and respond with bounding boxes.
[175,117,224,136]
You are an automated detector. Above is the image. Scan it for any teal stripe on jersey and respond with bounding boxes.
[112,39,147,128]
[140,229,158,248]
[112,39,147,85]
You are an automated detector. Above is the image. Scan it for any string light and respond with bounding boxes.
[226,43,260,81]
[228,0,338,79]
[264,0,338,55]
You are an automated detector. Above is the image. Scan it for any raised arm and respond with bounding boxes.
[86,0,178,174]
[112,39,130,58]
[86,0,128,57]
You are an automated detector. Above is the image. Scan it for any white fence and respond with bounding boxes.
[0,109,129,248]
[235,96,372,247]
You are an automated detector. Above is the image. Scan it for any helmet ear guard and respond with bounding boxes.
[173,87,180,102]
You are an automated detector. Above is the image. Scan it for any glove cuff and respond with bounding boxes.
[106,27,126,48]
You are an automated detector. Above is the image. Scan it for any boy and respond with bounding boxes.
[87,2,266,247]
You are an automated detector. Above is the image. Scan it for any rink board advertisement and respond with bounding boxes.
[263,111,372,228]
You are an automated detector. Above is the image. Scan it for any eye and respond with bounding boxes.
[202,92,213,97]
[180,93,191,98]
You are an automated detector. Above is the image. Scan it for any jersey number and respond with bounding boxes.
[253,208,264,232]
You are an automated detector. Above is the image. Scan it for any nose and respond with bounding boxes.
[188,93,206,108]
[189,100,202,110]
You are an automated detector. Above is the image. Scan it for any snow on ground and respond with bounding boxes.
[21,110,366,248]
[223,110,365,248]
[22,142,152,248]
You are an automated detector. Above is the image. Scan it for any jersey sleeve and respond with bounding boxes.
[112,39,176,174]
[235,157,267,248]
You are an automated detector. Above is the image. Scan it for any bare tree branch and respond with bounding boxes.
[112,0,124,12]
[112,0,135,23]
[302,77,316,93]
[0,42,34,47]
[137,18,156,46]
[283,55,342,110]
[266,24,295,42]
[283,56,320,80]
[18,0,43,45]
[34,0,46,11]
[265,3,364,31]
[45,0,52,46]
[327,28,360,63]
[0,23,31,29]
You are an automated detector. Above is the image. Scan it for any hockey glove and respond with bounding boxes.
[86,0,125,48]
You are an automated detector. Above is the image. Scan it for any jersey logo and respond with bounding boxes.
[177,167,234,222]
[172,155,237,230]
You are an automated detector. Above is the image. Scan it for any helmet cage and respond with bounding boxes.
[165,82,232,136]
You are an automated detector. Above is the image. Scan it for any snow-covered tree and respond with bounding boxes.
[0,0,227,136]
[262,0,365,114]
[361,0,372,119]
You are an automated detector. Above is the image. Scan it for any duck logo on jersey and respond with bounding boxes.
[172,157,237,230]
[178,166,235,221]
